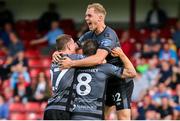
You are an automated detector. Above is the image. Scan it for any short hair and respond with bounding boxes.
[82,39,98,56]
[56,34,72,51]
[87,3,106,17]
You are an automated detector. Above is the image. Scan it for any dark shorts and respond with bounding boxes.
[70,112,103,120]
[105,78,134,110]
[43,109,70,120]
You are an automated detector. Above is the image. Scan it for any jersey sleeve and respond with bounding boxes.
[107,64,124,78]
[99,38,113,53]
[68,54,85,60]
[76,32,91,47]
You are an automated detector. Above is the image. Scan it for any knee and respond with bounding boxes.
[117,109,131,120]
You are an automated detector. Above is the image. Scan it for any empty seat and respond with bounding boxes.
[159,28,171,39]
[167,18,177,27]
[29,59,41,68]
[9,103,25,113]
[9,113,26,120]
[26,112,39,120]
[40,102,47,112]
[29,68,41,78]
[15,20,30,31]
[25,102,41,113]
[25,49,40,59]
[41,57,52,68]
[59,19,75,30]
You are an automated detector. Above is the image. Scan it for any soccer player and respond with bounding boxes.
[43,34,82,120]
[53,3,134,119]
[70,39,136,120]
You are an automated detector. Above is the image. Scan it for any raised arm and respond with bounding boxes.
[111,47,136,78]
[30,37,47,45]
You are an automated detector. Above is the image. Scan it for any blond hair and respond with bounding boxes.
[87,3,106,17]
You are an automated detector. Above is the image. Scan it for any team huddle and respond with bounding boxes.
[43,3,136,120]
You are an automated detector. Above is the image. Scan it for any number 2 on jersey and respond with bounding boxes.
[113,92,121,102]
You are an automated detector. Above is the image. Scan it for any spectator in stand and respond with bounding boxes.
[8,32,24,58]
[0,55,13,81]
[0,94,9,120]
[13,74,32,103]
[132,42,142,67]
[157,96,173,120]
[151,83,171,106]
[131,106,139,120]
[158,60,172,86]
[31,20,64,55]
[120,31,136,58]
[133,42,142,58]
[141,44,154,58]
[142,56,160,87]
[145,30,161,56]
[4,32,24,80]
[3,87,13,103]
[11,51,28,70]
[172,20,180,49]
[137,95,156,120]
[136,57,149,74]
[0,36,20,81]
[0,37,7,54]
[0,51,28,82]
[178,49,180,59]
[172,84,180,119]
[172,84,180,106]
[10,63,30,90]
[171,61,180,89]
[38,2,60,31]
[0,1,14,29]
[31,72,51,102]
[0,22,14,47]
[159,42,178,65]
[133,57,159,101]
[132,72,149,102]
[145,0,168,29]
[145,109,160,120]
[168,38,177,52]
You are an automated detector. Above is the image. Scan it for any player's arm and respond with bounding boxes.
[111,47,136,78]
[56,38,112,68]
[30,37,47,45]
[60,49,108,68]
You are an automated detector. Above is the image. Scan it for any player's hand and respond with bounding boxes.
[52,51,62,63]
[59,56,73,69]
[111,47,124,57]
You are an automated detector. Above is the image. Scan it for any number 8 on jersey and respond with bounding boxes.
[76,73,92,96]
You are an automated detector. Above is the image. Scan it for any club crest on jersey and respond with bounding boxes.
[104,33,110,37]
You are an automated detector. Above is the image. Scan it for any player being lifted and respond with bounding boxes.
[53,3,135,120]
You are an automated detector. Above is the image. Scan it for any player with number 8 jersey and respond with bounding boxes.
[70,40,136,120]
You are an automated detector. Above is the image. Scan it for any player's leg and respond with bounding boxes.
[115,80,134,120]
[117,109,131,120]
[104,81,118,120]
[105,105,118,120]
